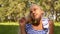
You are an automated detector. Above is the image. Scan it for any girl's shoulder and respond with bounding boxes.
[42,17,49,28]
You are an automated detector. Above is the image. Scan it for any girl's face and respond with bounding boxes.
[30,6,44,20]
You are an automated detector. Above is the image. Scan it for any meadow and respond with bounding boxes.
[0,22,60,34]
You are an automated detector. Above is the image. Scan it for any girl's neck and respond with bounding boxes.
[32,20,43,30]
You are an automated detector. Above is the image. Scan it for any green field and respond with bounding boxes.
[0,22,19,34]
[0,22,60,34]
[54,22,60,34]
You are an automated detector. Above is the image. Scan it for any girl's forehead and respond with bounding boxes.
[30,4,43,11]
[30,6,40,11]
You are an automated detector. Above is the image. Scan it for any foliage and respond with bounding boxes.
[0,0,60,22]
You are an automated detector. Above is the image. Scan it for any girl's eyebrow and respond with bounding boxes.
[34,7,38,9]
[34,8,37,11]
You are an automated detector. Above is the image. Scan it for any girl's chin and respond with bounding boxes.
[35,17,40,19]
[33,18,39,20]
[31,16,41,20]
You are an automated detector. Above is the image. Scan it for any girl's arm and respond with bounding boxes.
[49,20,54,34]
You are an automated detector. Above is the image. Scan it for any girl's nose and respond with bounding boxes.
[32,11,36,14]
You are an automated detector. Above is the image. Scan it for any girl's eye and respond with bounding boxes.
[34,8,36,11]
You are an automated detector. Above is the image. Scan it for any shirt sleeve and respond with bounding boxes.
[42,18,49,28]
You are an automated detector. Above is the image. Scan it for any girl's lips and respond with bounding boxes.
[34,14,37,16]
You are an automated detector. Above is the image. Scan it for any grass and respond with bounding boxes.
[0,22,60,34]
[0,25,19,34]
[0,22,19,25]
[54,22,60,34]
[0,22,19,34]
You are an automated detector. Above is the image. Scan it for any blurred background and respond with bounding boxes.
[0,0,60,34]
